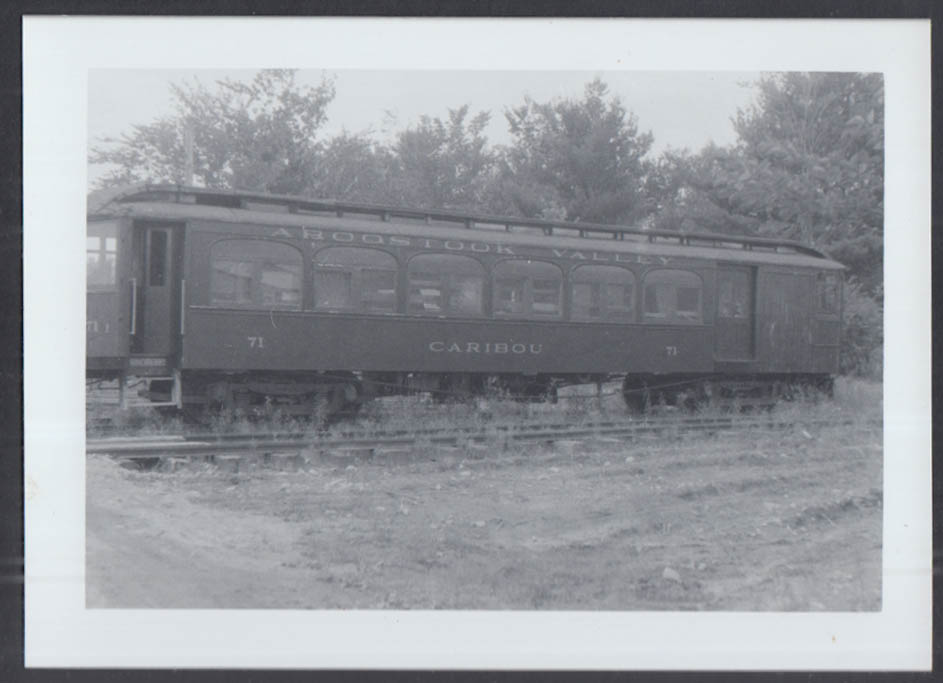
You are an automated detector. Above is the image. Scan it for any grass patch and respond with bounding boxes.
[88,377,883,441]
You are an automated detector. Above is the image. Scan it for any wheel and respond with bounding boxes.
[337,380,365,418]
[310,385,342,425]
[520,381,557,403]
[312,380,364,425]
[622,378,651,414]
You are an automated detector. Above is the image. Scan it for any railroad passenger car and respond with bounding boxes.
[87,184,844,415]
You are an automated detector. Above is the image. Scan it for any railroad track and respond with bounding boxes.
[86,415,881,462]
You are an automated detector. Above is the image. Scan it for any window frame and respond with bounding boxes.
[716,268,753,320]
[312,245,400,314]
[147,229,169,288]
[407,253,486,318]
[569,264,637,323]
[492,259,564,320]
[86,220,119,291]
[209,238,304,310]
[642,268,704,325]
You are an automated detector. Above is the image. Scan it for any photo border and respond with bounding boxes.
[22,15,932,671]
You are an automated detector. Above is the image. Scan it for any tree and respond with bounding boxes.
[644,147,756,234]
[89,70,336,195]
[388,105,496,211]
[497,79,655,224]
[309,132,396,203]
[677,72,884,293]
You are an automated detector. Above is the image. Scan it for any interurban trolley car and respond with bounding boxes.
[87,184,844,416]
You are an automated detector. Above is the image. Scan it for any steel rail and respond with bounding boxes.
[87,416,881,460]
[87,414,810,448]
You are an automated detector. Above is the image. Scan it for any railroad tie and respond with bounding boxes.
[215,454,241,473]
[373,448,414,465]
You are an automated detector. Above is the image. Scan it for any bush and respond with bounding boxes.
[840,280,882,378]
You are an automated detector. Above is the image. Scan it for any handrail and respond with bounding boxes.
[179,279,186,336]
[95,183,835,261]
[129,277,138,335]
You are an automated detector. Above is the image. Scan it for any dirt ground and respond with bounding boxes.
[86,408,882,611]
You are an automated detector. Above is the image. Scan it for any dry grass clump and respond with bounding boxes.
[89,376,882,440]
[832,376,882,416]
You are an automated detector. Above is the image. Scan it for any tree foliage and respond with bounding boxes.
[645,147,760,235]
[669,72,884,293]
[90,70,336,195]
[839,279,883,378]
[497,79,655,224]
[388,105,496,211]
[308,132,396,203]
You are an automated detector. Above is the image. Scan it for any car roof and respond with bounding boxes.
[89,184,846,271]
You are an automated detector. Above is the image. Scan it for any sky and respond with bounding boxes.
[87,69,760,178]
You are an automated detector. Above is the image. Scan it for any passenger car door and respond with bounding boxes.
[131,222,183,357]
[714,265,755,361]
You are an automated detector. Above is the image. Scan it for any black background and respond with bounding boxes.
[1,1,938,682]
